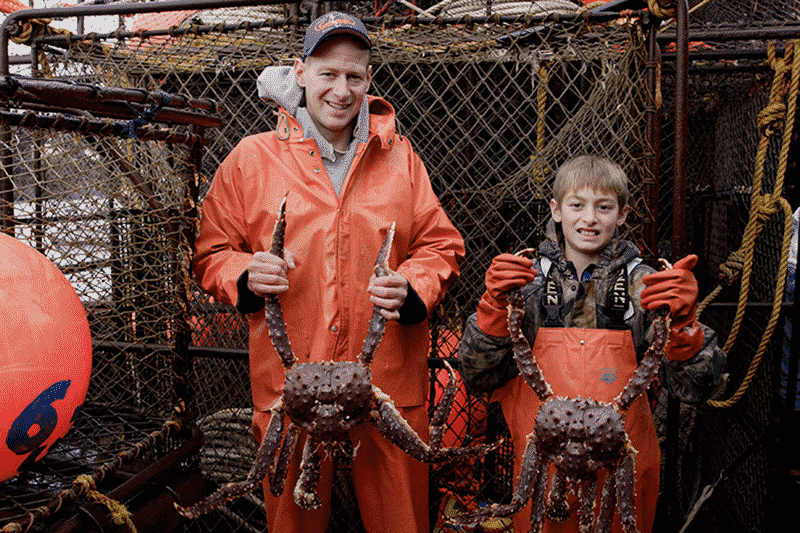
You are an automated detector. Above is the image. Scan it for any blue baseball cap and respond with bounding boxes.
[302,11,372,60]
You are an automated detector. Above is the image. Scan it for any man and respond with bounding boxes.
[193,11,465,533]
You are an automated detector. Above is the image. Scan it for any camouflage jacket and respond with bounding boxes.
[458,229,727,404]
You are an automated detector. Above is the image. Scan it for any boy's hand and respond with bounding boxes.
[484,253,538,306]
[477,253,537,336]
[641,254,699,328]
[641,254,704,361]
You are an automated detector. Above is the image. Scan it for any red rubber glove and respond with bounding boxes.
[476,254,537,336]
[641,254,704,361]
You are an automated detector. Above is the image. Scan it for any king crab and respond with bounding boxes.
[454,252,672,533]
[177,195,496,517]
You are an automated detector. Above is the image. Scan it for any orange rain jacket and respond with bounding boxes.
[193,94,465,440]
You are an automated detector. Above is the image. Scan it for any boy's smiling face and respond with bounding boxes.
[550,186,629,268]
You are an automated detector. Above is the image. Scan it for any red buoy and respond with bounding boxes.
[0,233,92,482]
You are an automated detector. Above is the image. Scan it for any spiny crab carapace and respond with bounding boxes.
[177,194,497,517]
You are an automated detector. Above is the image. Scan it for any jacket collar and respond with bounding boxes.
[274,95,396,150]
[540,218,641,279]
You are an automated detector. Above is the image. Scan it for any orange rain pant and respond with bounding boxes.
[263,405,430,533]
[494,327,660,533]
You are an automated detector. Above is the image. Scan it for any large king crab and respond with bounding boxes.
[177,195,496,517]
[454,252,672,533]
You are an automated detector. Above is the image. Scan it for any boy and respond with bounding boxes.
[459,154,726,533]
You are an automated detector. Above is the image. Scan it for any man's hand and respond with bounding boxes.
[247,250,296,296]
[368,270,409,321]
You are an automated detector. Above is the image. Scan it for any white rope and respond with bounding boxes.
[438,0,581,17]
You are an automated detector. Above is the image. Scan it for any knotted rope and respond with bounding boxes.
[701,41,798,408]
[72,475,136,532]
[646,0,675,20]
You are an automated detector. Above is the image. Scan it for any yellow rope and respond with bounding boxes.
[10,18,72,45]
[705,41,798,408]
[532,63,549,196]
[646,0,675,20]
[578,1,609,13]
[73,475,137,532]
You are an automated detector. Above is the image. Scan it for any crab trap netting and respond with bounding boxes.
[0,97,209,529]
[647,2,800,531]
[0,0,795,531]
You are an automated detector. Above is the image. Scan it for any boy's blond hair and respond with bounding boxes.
[551,154,630,209]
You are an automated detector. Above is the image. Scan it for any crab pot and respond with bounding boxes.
[0,0,796,532]
[0,27,219,527]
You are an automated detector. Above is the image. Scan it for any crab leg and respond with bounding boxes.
[616,451,639,533]
[454,437,544,530]
[175,401,287,518]
[371,386,499,463]
[529,460,552,533]
[428,360,459,450]
[615,308,669,412]
[268,423,300,496]
[546,470,570,522]
[508,287,553,402]
[265,192,297,370]
[359,222,396,368]
[577,477,597,533]
[294,435,324,509]
[596,467,618,533]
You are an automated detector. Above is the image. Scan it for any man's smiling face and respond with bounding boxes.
[294,35,371,151]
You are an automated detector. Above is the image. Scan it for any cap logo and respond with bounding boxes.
[313,14,358,32]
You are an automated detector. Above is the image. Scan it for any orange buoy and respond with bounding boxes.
[0,233,92,482]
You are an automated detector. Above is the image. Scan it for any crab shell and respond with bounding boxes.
[283,361,373,437]
[536,396,628,478]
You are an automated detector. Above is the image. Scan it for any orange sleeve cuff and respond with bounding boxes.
[476,293,511,337]
[666,322,704,362]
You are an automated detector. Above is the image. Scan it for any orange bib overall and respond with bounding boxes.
[493,327,660,533]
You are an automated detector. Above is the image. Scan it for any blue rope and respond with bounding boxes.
[117,91,173,138]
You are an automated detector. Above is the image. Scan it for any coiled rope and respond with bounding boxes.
[700,41,798,408]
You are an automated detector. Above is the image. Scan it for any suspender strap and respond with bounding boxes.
[541,266,564,327]
[603,265,630,329]
[539,256,638,329]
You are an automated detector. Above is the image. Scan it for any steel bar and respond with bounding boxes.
[0,126,11,235]
[0,108,208,144]
[0,75,217,113]
[657,24,800,44]
[3,97,222,128]
[45,425,203,533]
[673,0,688,261]
[0,0,294,74]
[29,8,645,49]
[644,11,662,263]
